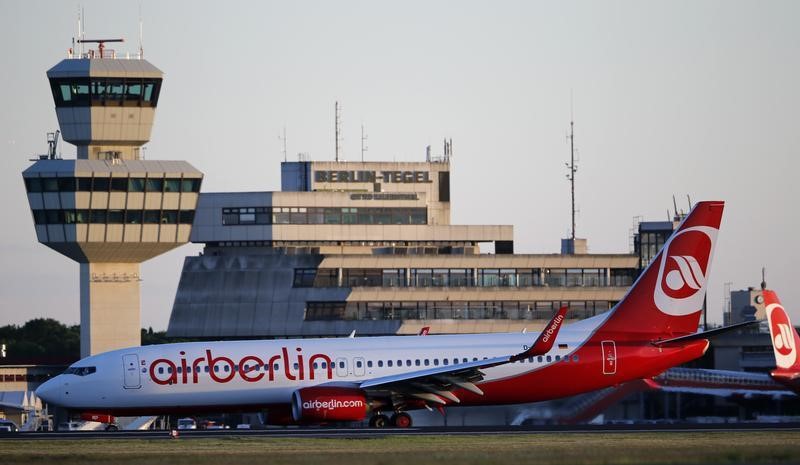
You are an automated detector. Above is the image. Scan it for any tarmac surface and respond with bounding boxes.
[3,422,800,440]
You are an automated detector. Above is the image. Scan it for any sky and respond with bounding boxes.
[0,0,798,330]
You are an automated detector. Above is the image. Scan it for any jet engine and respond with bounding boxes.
[291,386,369,423]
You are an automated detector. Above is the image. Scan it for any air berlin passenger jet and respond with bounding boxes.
[37,201,739,428]
[764,290,800,393]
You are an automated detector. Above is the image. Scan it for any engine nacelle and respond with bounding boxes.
[291,386,369,423]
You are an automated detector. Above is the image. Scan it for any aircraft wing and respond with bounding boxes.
[358,307,568,405]
[359,355,509,403]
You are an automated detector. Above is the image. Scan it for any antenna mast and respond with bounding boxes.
[279,126,287,162]
[566,119,577,241]
[361,123,368,162]
[138,3,144,58]
[334,101,342,162]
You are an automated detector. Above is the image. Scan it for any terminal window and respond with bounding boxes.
[307,267,635,289]
[305,300,615,321]
[220,206,427,226]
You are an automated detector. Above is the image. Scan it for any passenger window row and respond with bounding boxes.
[151,353,580,376]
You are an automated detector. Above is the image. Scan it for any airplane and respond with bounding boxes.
[37,200,745,428]
[764,290,800,393]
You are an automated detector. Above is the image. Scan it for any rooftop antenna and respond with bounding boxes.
[565,101,578,242]
[138,3,144,58]
[47,130,60,160]
[72,8,78,56]
[279,126,287,162]
[360,123,368,162]
[81,7,86,55]
[334,101,342,162]
[686,194,692,211]
[75,7,83,56]
[761,267,767,291]
[672,195,679,220]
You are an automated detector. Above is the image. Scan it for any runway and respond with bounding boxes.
[4,422,800,440]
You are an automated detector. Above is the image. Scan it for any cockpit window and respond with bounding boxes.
[63,366,96,376]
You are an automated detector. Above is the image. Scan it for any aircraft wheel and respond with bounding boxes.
[105,424,119,432]
[391,412,412,428]
[369,414,390,428]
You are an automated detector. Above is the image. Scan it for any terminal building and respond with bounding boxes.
[167,150,639,338]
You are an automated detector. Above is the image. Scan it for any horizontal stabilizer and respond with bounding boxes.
[651,320,758,346]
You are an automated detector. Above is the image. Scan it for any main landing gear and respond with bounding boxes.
[368,412,412,428]
[369,414,389,428]
[391,412,412,428]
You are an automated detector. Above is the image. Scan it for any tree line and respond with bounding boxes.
[0,319,180,365]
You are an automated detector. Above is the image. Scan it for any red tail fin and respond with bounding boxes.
[599,201,724,338]
[764,290,800,373]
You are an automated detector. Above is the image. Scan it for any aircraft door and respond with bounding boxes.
[353,357,365,377]
[122,354,141,389]
[335,358,348,377]
[601,341,617,375]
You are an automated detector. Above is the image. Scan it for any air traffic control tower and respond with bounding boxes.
[22,41,203,357]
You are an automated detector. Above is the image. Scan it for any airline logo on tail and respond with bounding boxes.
[654,226,717,316]
[768,302,797,369]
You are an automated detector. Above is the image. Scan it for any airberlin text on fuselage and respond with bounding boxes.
[148,348,333,386]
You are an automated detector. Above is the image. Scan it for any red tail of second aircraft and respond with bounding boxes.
[598,201,724,339]
[764,290,800,391]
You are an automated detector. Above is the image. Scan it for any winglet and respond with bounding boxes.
[419,327,430,336]
[511,306,568,362]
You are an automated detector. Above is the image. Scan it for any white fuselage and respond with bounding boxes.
[36,325,596,412]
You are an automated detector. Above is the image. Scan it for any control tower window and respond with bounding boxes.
[92,177,110,192]
[179,211,195,224]
[41,178,59,192]
[164,179,181,193]
[76,178,92,191]
[107,210,124,224]
[160,211,178,224]
[58,178,76,192]
[50,78,90,106]
[142,80,161,104]
[145,178,163,192]
[181,179,202,193]
[125,82,143,104]
[143,211,161,224]
[90,210,107,223]
[111,178,128,192]
[106,80,126,104]
[128,178,146,192]
[50,78,161,107]
[125,210,143,224]
[24,178,42,193]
